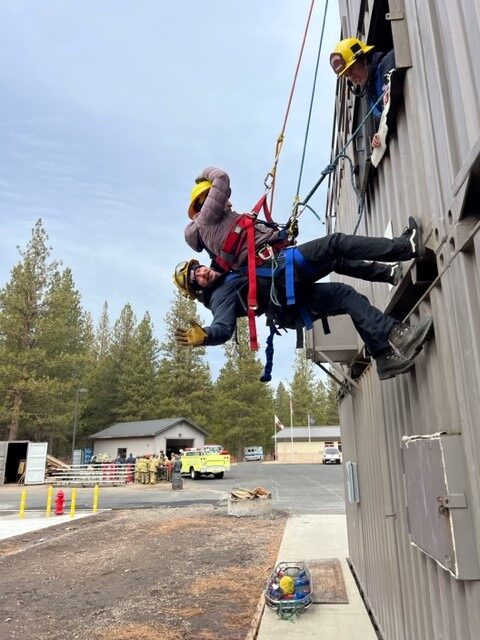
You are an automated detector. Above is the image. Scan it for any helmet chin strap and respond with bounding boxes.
[347,80,366,98]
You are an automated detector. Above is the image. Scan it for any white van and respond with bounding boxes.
[244,446,264,462]
[322,447,341,465]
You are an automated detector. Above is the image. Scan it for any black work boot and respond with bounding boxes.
[388,317,433,361]
[376,349,415,381]
[401,216,424,258]
[389,263,403,286]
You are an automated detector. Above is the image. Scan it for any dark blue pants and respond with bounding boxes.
[306,282,395,356]
[296,233,412,282]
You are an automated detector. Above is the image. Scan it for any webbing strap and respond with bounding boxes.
[216,214,254,272]
[285,248,295,306]
[299,306,313,330]
[246,216,259,351]
[291,247,315,275]
[251,193,273,223]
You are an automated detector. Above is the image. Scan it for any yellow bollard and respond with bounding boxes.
[92,484,99,514]
[19,488,27,519]
[45,484,54,517]
[69,487,77,519]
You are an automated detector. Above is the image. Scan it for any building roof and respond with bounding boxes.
[89,417,208,439]
[272,426,341,441]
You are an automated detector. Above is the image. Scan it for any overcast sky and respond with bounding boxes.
[0,1,340,388]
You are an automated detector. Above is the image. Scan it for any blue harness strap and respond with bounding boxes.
[285,248,295,306]
[284,248,315,306]
[224,272,242,283]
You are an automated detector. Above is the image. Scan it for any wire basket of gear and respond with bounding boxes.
[264,561,313,620]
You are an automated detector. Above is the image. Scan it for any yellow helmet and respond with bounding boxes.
[279,575,295,595]
[173,259,201,300]
[188,180,212,220]
[329,38,374,77]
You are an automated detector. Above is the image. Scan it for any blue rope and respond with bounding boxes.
[260,328,275,383]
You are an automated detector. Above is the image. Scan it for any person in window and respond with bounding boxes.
[330,38,395,149]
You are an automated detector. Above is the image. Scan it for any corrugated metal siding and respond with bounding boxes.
[325,1,480,638]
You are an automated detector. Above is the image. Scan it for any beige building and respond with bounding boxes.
[90,417,207,460]
[273,426,341,463]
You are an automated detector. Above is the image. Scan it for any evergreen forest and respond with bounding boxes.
[0,220,338,459]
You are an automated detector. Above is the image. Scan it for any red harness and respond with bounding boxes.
[215,195,288,351]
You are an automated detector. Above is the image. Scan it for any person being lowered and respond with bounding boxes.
[173,218,433,381]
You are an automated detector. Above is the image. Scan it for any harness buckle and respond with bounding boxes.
[256,243,274,261]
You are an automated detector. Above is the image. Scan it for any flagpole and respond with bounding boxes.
[290,398,294,464]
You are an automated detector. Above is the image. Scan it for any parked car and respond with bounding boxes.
[322,447,341,465]
[244,446,264,462]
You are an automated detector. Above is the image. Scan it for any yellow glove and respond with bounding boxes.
[174,320,207,347]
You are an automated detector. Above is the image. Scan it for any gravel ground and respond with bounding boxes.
[0,504,286,640]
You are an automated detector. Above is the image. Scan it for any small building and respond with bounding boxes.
[273,426,341,463]
[89,417,208,460]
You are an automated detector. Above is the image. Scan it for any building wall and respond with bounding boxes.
[325,1,480,638]
[92,423,206,460]
[93,437,154,459]
[153,423,206,453]
[277,440,341,463]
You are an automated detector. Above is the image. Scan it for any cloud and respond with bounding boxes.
[0,0,340,385]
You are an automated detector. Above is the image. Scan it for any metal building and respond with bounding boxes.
[306,1,480,638]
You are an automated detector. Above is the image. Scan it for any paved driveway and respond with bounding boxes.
[0,462,345,515]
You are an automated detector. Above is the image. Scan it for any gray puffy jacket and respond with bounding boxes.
[184,167,283,269]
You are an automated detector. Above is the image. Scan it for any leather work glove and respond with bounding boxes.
[174,320,207,347]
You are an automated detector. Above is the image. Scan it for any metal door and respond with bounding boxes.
[0,442,7,485]
[25,442,48,484]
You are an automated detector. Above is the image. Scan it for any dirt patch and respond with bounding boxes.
[0,505,286,640]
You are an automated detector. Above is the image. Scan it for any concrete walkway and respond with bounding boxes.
[256,514,378,640]
[0,510,97,541]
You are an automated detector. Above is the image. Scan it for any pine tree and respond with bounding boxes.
[210,319,274,458]
[274,381,290,427]
[0,220,58,440]
[81,303,117,436]
[288,350,318,426]
[34,267,91,452]
[116,312,159,421]
[157,290,212,426]
[322,376,339,424]
[109,304,137,421]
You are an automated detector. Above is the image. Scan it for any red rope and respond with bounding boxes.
[268,0,316,214]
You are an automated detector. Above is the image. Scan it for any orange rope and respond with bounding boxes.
[266,0,316,215]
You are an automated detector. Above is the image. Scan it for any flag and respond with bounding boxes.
[274,415,285,431]
[307,414,315,427]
